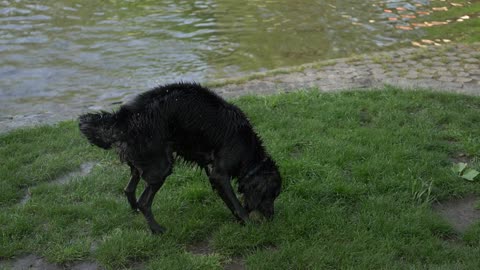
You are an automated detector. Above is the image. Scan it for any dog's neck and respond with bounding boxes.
[239,157,268,181]
[238,155,270,183]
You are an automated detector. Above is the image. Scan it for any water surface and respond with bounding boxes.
[1,0,431,120]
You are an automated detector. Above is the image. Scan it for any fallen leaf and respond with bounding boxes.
[461,169,479,181]
[413,21,449,27]
[415,4,422,7]
[460,15,470,20]
[457,18,464,22]
[412,41,427,47]
[421,39,435,44]
[442,39,451,42]
[432,7,448,11]
[384,9,393,13]
[369,20,375,23]
[434,43,441,46]
[389,17,398,21]
[417,11,430,15]
[451,3,463,7]
[396,25,413,30]
[401,14,416,19]
[396,7,406,11]
[430,21,448,25]
[453,162,468,174]
[412,22,428,27]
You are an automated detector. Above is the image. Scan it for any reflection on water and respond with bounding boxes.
[0,0,429,108]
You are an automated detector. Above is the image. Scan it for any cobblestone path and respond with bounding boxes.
[214,43,480,98]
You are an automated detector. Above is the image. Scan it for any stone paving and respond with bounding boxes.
[1,43,479,133]
[213,43,480,98]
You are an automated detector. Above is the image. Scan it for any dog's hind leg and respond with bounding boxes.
[137,150,173,234]
[209,170,249,223]
[203,164,212,177]
[138,182,166,234]
[124,163,141,212]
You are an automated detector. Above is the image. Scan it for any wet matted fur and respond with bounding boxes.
[79,82,282,233]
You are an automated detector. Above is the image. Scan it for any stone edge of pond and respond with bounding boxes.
[210,42,480,98]
[1,42,479,134]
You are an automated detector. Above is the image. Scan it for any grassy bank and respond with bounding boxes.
[1,88,480,269]
[419,0,480,43]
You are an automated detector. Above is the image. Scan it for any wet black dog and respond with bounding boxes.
[79,82,281,234]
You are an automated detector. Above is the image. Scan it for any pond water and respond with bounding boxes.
[1,0,432,119]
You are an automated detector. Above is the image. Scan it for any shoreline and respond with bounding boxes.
[1,42,479,134]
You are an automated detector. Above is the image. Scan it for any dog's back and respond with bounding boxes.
[110,83,263,166]
[122,83,252,136]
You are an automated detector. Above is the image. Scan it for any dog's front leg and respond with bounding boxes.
[124,164,141,212]
[209,172,249,223]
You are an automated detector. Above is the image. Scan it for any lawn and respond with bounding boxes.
[1,88,479,269]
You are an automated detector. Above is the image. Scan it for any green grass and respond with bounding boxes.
[1,88,480,269]
[417,0,480,43]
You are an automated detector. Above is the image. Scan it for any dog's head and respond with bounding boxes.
[78,112,117,149]
[241,159,282,219]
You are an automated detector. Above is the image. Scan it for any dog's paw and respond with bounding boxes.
[128,202,140,214]
[234,215,250,225]
[248,210,266,223]
[150,224,166,235]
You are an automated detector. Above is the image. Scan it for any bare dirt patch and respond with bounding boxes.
[0,255,102,270]
[433,195,480,233]
[186,238,246,270]
[448,153,472,164]
[186,238,214,255]
[53,162,97,185]
[0,254,60,270]
[224,256,246,270]
[19,162,97,205]
[69,262,101,270]
[19,189,32,206]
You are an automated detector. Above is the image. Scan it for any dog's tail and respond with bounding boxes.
[78,111,119,149]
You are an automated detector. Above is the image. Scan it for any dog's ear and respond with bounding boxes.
[245,190,262,211]
[244,176,267,210]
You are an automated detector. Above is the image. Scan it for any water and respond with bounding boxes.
[0,0,430,121]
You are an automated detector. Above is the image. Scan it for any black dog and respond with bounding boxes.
[79,82,281,234]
